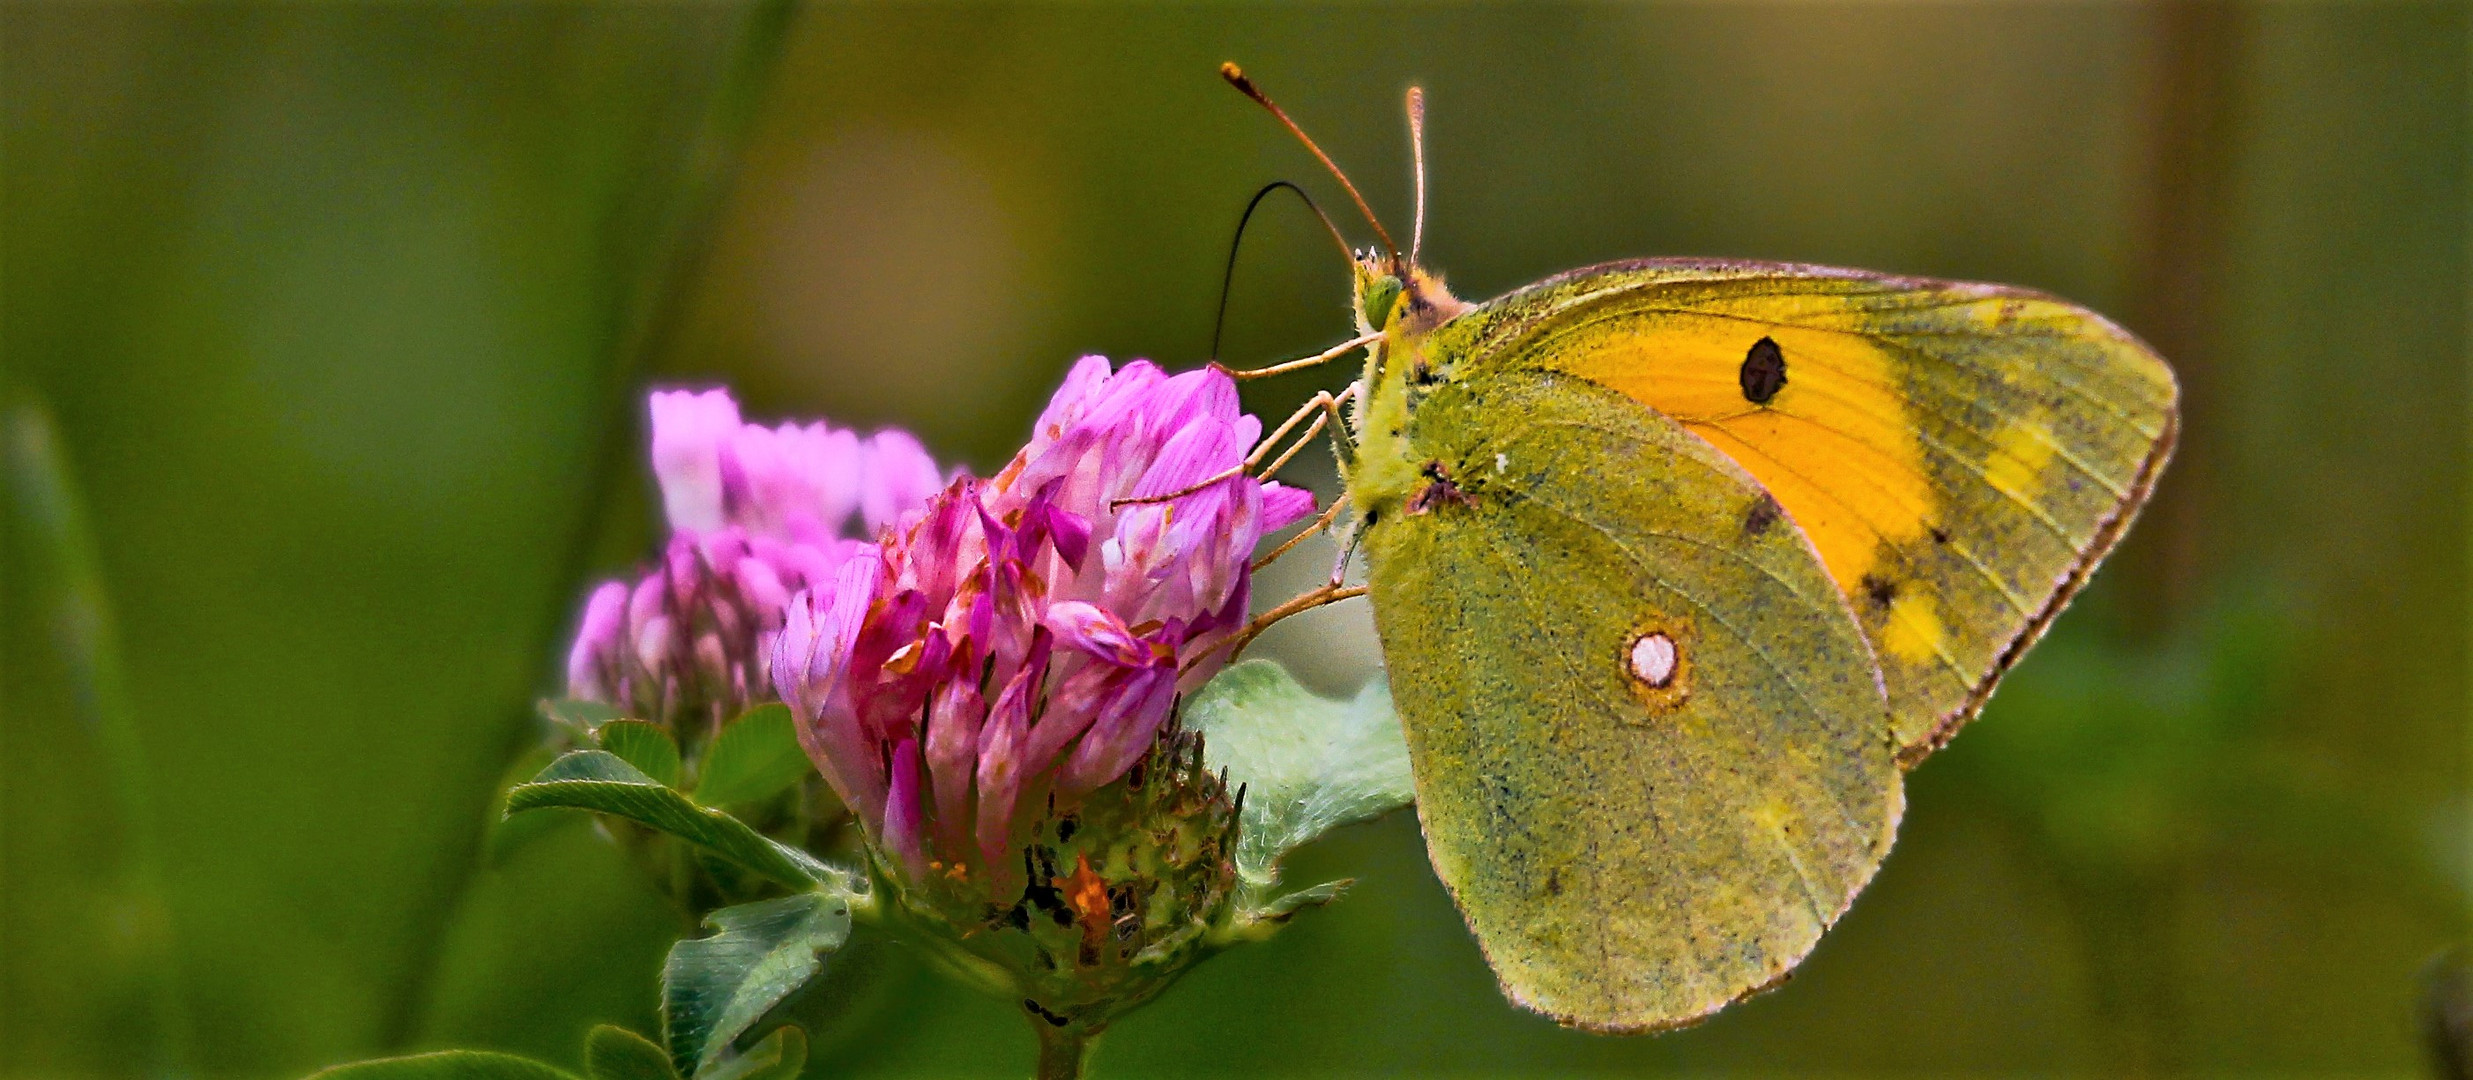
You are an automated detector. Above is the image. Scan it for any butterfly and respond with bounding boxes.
[1215,66,2178,1033]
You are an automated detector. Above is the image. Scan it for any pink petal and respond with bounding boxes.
[974,662,1039,867]
[648,388,741,533]
[1260,482,1317,532]
[1019,660,1111,776]
[860,429,945,534]
[881,738,929,882]
[566,581,630,700]
[925,682,985,861]
[1045,601,1147,666]
[1056,669,1178,796]
[1028,355,1118,447]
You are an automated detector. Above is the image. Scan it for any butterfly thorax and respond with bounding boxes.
[1345,258,1471,522]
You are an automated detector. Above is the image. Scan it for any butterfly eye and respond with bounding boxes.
[1357,274,1404,329]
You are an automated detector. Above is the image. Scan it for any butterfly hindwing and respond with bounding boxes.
[1361,366,1902,1033]
[1422,260,2178,759]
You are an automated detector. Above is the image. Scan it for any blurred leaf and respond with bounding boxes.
[694,1024,806,1080]
[693,705,810,808]
[505,751,824,889]
[599,721,686,791]
[584,1025,679,1080]
[664,891,854,1076]
[303,1049,579,1080]
[1185,660,1414,910]
[541,698,626,740]
[6,395,194,1070]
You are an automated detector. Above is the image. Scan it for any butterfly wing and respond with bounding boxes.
[1422,259,2177,759]
[1361,366,1902,1033]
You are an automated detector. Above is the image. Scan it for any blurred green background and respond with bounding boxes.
[4,3,2464,1076]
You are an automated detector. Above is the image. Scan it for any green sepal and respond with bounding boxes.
[664,890,855,1076]
[1183,660,1414,916]
[598,720,685,790]
[505,750,825,889]
[583,1026,678,1080]
[692,704,809,807]
[540,697,624,738]
[693,1025,806,1080]
[302,1050,580,1080]
[1252,878,1353,922]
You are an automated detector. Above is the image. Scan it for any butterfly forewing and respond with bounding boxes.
[1425,260,2178,758]
[1361,367,1902,1033]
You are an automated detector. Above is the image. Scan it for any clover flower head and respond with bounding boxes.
[771,356,1315,887]
[564,388,949,729]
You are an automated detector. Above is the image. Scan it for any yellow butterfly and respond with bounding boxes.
[1219,66,2177,1032]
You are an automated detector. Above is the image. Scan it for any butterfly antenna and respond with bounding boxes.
[1221,62,1401,267]
[1211,180,1356,362]
[1407,86,1427,265]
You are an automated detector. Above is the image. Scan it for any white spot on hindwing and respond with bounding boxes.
[1620,621,1693,720]
[1629,632,1678,688]
[1494,452,1508,473]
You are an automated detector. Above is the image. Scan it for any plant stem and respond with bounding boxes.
[1031,1020,1095,1080]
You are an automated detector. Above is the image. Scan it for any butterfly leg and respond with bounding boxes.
[1327,515,1366,588]
[1111,385,1356,509]
[1186,581,1373,670]
[1217,331,1380,380]
[1250,384,1357,483]
[1253,492,1350,572]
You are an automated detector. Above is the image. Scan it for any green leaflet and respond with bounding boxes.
[664,892,854,1075]
[303,1050,579,1080]
[692,704,810,807]
[301,1024,805,1080]
[504,751,825,889]
[1183,660,1415,912]
[598,721,685,790]
[583,1026,678,1080]
[693,1027,805,1080]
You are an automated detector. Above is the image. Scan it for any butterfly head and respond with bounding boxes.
[1353,250,1467,338]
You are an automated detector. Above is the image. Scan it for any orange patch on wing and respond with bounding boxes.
[1540,313,1935,595]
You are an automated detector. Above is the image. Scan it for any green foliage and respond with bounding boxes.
[664,892,854,1076]
[1182,661,1415,913]
[540,698,626,740]
[304,1050,579,1080]
[583,1026,677,1080]
[303,1022,808,1080]
[598,722,686,791]
[504,751,825,889]
[691,705,809,808]
[694,1026,806,1080]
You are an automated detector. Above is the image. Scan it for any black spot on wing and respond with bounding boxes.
[1743,494,1782,537]
[1740,336,1788,405]
[1861,573,1898,610]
